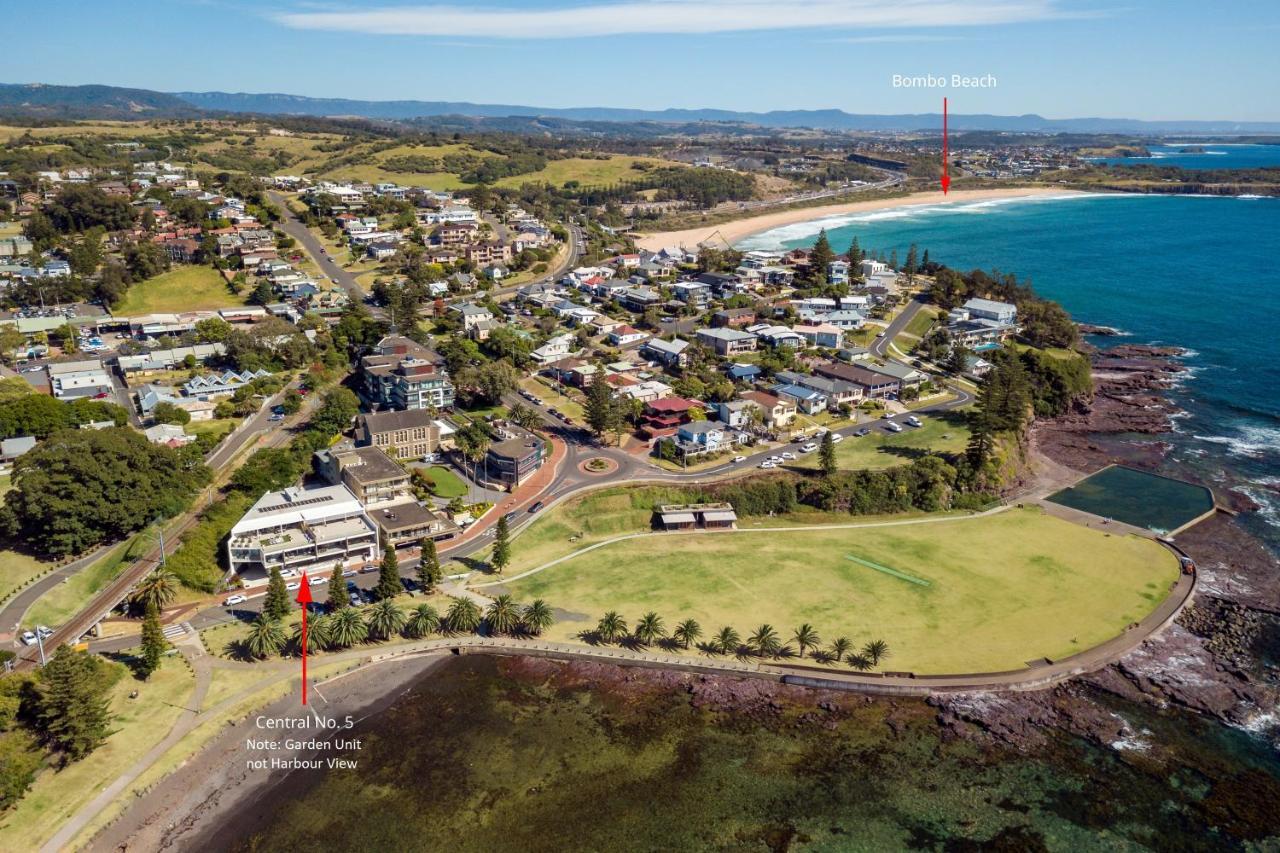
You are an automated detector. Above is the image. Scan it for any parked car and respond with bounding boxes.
[831,433,844,443]
[733,455,747,463]
[854,428,872,437]
[222,594,247,606]
[349,592,362,607]
[285,582,300,592]
[885,421,904,433]
[759,460,777,469]
[780,451,797,460]
[905,416,922,428]
[36,626,54,639]
[342,568,358,578]
[268,414,285,422]
[20,631,37,646]
[359,563,378,573]
[800,443,818,453]
[311,575,328,585]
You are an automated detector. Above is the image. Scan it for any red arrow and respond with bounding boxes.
[941,97,950,194]
[295,572,313,705]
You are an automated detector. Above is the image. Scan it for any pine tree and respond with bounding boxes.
[138,602,166,679]
[904,244,919,281]
[417,537,442,594]
[921,248,930,269]
[889,249,899,271]
[328,561,348,610]
[584,372,618,438]
[375,545,402,601]
[263,566,290,621]
[34,647,111,761]
[809,229,835,284]
[966,409,996,469]
[491,516,511,575]
[847,236,863,265]
[819,430,838,478]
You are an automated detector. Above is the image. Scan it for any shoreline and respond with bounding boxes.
[634,187,1087,250]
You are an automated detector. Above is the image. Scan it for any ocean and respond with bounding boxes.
[739,193,1280,553]
[1088,142,1280,170]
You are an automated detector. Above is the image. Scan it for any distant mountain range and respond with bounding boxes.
[3,82,1278,134]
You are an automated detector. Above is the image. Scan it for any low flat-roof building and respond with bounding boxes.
[47,359,112,400]
[655,503,738,531]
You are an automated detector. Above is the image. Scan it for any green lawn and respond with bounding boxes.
[184,417,239,442]
[0,655,195,851]
[901,306,940,340]
[502,506,1180,674]
[422,465,468,499]
[494,156,679,189]
[112,266,247,315]
[0,544,55,604]
[794,413,972,471]
[23,536,146,628]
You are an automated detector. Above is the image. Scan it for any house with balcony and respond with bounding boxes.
[360,335,455,411]
[740,390,797,429]
[696,327,758,356]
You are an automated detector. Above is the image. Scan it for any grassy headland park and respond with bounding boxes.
[492,489,1179,674]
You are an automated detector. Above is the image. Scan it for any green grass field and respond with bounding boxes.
[24,536,145,628]
[0,543,54,604]
[112,266,247,315]
[0,655,194,851]
[794,414,972,471]
[902,306,940,339]
[502,506,1179,674]
[494,156,677,189]
[422,465,468,499]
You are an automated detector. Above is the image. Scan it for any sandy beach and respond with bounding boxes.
[635,186,1083,251]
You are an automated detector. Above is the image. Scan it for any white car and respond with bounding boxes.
[885,421,904,433]
[222,594,247,606]
[285,582,301,592]
[759,460,777,469]
[831,434,844,443]
[36,625,53,639]
[310,575,329,585]
[780,451,797,460]
[733,455,747,463]
[20,631,37,646]
[800,443,818,453]
[905,416,923,427]
[766,455,784,464]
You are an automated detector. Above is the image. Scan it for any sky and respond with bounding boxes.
[3,0,1278,120]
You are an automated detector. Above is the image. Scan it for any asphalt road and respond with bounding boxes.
[267,191,380,319]
[7,382,313,667]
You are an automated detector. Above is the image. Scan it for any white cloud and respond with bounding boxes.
[273,0,1070,40]
[824,33,965,42]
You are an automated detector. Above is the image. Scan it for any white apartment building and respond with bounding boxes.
[226,484,379,585]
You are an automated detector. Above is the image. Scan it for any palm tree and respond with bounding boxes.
[446,596,482,634]
[366,599,407,641]
[508,403,542,431]
[244,615,286,659]
[596,611,627,644]
[131,569,178,613]
[792,624,821,659]
[672,619,702,650]
[329,607,368,648]
[520,599,554,637]
[846,652,873,671]
[404,604,440,638]
[714,626,741,656]
[292,614,331,655]
[748,624,781,658]
[863,639,889,667]
[633,612,666,647]
[485,594,522,636]
[828,637,852,663]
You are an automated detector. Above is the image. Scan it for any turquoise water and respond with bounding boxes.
[1047,465,1215,533]
[740,193,1280,551]
[1089,143,1280,170]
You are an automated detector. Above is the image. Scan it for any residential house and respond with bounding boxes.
[812,361,900,398]
[641,337,689,367]
[772,383,828,414]
[360,335,455,411]
[608,325,649,347]
[795,322,844,349]
[696,327,758,356]
[530,333,576,365]
[712,307,757,328]
[740,390,797,429]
